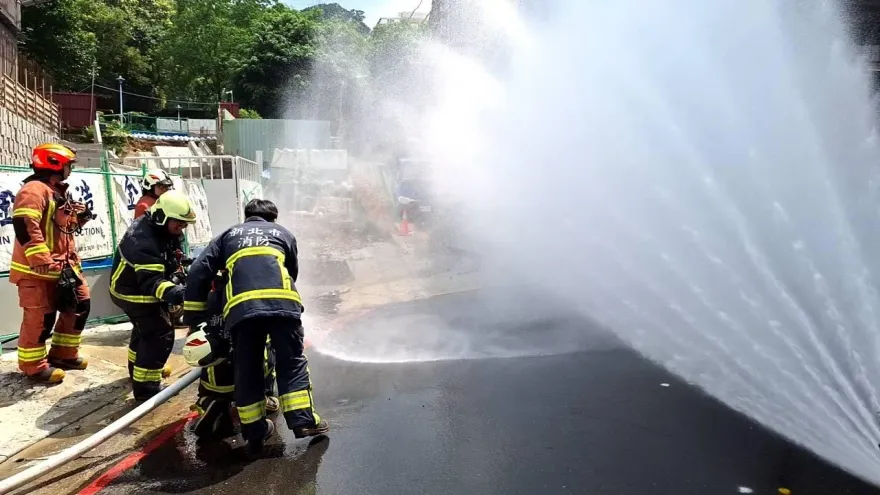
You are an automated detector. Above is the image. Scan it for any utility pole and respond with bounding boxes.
[89,60,96,125]
[116,75,125,126]
[176,104,181,122]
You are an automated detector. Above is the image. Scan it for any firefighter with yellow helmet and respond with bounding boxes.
[109,189,196,400]
[10,143,93,383]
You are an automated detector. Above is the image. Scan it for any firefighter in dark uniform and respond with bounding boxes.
[189,269,280,440]
[183,198,329,455]
[109,190,196,400]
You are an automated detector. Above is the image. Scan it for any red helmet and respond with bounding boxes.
[32,143,76,172]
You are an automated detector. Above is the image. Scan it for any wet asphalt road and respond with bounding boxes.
[97,290,880,495]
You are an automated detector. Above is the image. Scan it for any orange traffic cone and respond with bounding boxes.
[397,209,412,236]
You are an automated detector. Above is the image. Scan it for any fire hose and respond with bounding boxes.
[0,368,201,495]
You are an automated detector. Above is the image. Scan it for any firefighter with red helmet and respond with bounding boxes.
[11,143,93,383]
[134,169,173,219]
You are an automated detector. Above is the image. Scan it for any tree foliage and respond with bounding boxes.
[18,0,429,126]
[21,0,174,98]
[234,7,319,118]
[304,3,370,35]
[238,108,262,119]
[159,0,269,102]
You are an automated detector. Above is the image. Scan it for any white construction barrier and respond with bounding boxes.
[110,171,142,236]
[181,179,213,247]
[236,157,263,219]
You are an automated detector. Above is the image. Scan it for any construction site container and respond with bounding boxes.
[222,119,331,165]
[220,102,240,118]
[53,92,95,130]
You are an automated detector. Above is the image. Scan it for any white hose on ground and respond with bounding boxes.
[0,368,201,495]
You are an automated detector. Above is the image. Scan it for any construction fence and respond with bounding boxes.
[0,154,264,276]
[0,163,212,276]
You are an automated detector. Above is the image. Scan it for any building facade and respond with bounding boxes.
[0,0,58,165]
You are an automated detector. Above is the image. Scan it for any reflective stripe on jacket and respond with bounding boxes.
[9,176,82,284]
[183,217,303,330]
[109,215,184,311]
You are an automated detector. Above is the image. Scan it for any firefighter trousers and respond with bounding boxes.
[125,305,173,397]
[193,342,277,440]
[198,342,277,399]
[232,316,319,445]
[17,278,91,375]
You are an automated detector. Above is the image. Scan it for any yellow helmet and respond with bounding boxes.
[150,189,196,225]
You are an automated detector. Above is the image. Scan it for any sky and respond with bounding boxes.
[283,0,433,29]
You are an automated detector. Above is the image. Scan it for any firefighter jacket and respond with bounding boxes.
[9,175,83,284]
[183,217,303,331]
[109,214,185,311]
[134,193,157,219]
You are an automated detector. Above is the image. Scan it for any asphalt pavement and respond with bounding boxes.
[95,290,880,495]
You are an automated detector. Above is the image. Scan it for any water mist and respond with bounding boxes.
[420,0,880,486]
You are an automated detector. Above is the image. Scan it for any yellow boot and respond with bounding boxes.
[27,367,65,384]
[49,357,89,370]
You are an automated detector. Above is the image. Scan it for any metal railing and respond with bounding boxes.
[122,155,235,180]
[122,154,266,223]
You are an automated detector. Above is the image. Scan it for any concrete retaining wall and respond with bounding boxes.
[0,106,57,166]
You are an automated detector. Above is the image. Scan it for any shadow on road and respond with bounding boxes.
[35,377,131,436]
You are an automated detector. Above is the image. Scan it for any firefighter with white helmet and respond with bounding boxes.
[183,198,328,456]
[183,271,280,441]
[134,169,173,219]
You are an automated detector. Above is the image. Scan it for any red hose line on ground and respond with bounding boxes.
[77,412,198,495]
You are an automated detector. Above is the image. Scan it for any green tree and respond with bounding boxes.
[160,0,271,102]
[21,0,173,106]
[304,3,370,35]
[304,19,368,125]
[234,6,320,118]
[238,108,262,119]
[367,21,426,92]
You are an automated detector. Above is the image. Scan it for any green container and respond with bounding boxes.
[222,119,332,165]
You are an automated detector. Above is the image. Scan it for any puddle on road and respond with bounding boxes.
[309,289,620,363]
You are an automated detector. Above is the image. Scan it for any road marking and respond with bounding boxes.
[77,412,198,495]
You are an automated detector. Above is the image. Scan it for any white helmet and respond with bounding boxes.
[183,326,225,368]
[141,169,174,190]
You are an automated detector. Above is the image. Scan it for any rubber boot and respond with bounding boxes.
[191,397,235,440]
[49,357,89,370]
[246,419,275,458]
[27,367,65,384]
[162,364,172,378]
[293,419,330,439]
[133,383,164,402]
